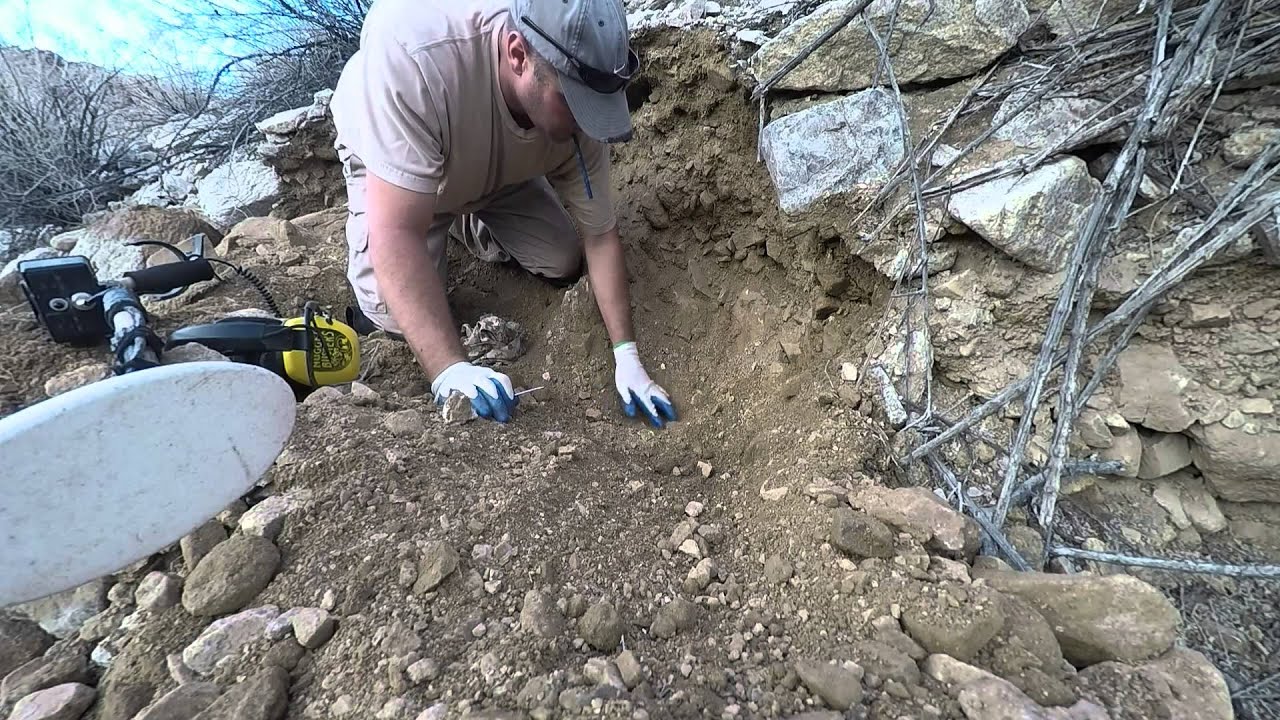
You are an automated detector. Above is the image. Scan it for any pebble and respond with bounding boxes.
[376,697,409,719]
[678,539,703,559]
[320,590,337,611]
[332,696,355,716]
[580,601,624,652]
[763,555,793,584]
[407,658,440,684]
[698,461,714,478]
[685,501,705,517]
[415,704,447,720]
[616,650,643,689]
[135,572,182,611]
[413,541,459,594]
[291,608,336,649]
[585,408,603,420]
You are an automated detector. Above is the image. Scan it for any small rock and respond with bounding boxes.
[763,555,794,584]
[238,493,306,541]
[1,643,92,707]
[831,508,896,559]
[135,572,182,612]
[414,704,447,720]
[134,682,222,720]
[852,640,920,686]
[795,660,864,710]
[1183,303,1232,328]
[579,602,624,652]
[192,666,289,720]
[181,606,278,675]
[162,343,229,364]
[677,538,703,559]
[265,609,302,641]
[651,598,697,639]
[584,658,626,690]
[685,501,705,517]
[181,536,281,616]
[442,392,477,425]
[848,486,980,557]
[180,520,228,573]
[520,591,566,638]
[615,650,642,690]
[43,365,109,397]
[412,541,459,594]
[684,558,717,594]
[1223,127,1280,167]
[902,585,1006,662]
[1138,432,1192,479]
[290,608,336,649]
[331,696,355,716]
[167,654,199,685]
[384,410,423,438]
[7,682,96,720]
[375,697,409,719]
[697,461,713,478]
[406,658,440,685]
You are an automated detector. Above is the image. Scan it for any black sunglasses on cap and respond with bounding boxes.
[521,15,639,94]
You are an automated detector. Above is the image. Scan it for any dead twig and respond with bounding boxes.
[1050,547,1280,579]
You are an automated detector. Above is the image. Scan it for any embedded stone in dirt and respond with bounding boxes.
[685,558,718,594]
[794,660,864,711]
[1222,127,1280,167]
[10,580,108,640]
[0,617,54,678]
[958,676,1108,720]
[848,486,980,557]
[7,682,95,720]
[134,682,223,720]
[763,555,794,585]
[1114,343,1195,433]
[238,492,309,541]
[749,0,1029,92]
[519,591,566,638]
[651,598,698,639]
[412,541,460,594]
[43,364,109,398]
[1075,647,1233,720]
[975,569,1178,666]
[384,409,424,438]
[406,658,440,685]
[182,606,278,675]
[850,640,920,687]
[759,89,905,213]
[1180,480,1227,534]
[290,608,336,649]
[191,666,289,720]
[830,508,896,559]
[902,585,1006,662]
[135,572,182,612]
[1098,423,1142,478]
[1188,423,1280,503]
[925,653,1001,689]
[579,601,624,652]
[181,536,281,616]
[1137,431,1192,479]
[615,651,642,690]
[947,156,1101,273]
[181,520,228,573]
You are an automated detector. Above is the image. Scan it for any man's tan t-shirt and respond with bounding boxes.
[330,0,617,236]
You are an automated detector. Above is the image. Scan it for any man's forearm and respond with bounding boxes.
[583,226,636,346]
[368,227,466,379]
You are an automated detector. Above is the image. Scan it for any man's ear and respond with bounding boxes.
[506,31,533,77]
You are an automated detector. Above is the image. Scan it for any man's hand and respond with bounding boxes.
[432,361,518,423]
[613,342,677,428]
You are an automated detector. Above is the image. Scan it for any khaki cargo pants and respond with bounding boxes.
[338,144,584,335]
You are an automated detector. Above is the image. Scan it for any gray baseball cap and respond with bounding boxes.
[510,0,638,143]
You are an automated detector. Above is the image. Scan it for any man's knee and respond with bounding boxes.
[538,246,585,285]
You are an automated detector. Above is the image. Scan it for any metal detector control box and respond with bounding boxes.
[18,256,110,346]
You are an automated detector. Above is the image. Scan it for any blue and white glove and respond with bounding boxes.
[613,342,677,428]
[431,361,518,423]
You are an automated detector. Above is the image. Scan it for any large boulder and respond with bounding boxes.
[974,570,1178,666]
[181,536,281,617]
[760,88,905,213]
[1188,423,1280,503]
[45,206,222,282]
[195,160,282,231]
[750,0,1031,92]
[947,156,1101,272]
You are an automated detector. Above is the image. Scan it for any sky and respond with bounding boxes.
[0,0,253,77]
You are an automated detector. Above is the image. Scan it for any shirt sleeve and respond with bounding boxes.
[335,31,446,195]
[546,137,618,236]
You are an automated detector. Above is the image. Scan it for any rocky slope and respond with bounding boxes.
[2,2,1278,720]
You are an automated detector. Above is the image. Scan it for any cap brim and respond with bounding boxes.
[559,71,633,143]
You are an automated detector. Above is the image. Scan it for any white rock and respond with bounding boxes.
[0,246,61,297]
[761,88,905,213]
[947,156,1101,272]
[8,682,96,720]
[291,608,336,649]
[685,501,705,517]
[182,606,278,675]
[735,29,770,45]
[9,579,108,639]
[135,572,182,611]
[992,91,1112,151]
[195,160,282,231]
[238,492,308,541]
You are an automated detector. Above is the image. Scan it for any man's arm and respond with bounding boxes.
[364,173,465,379]
[583,225,678,428]
[582,225,635,345]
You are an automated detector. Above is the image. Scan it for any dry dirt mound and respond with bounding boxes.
[0,27,1265,720]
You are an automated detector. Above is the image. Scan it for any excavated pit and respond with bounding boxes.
[1,27,1274,720]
